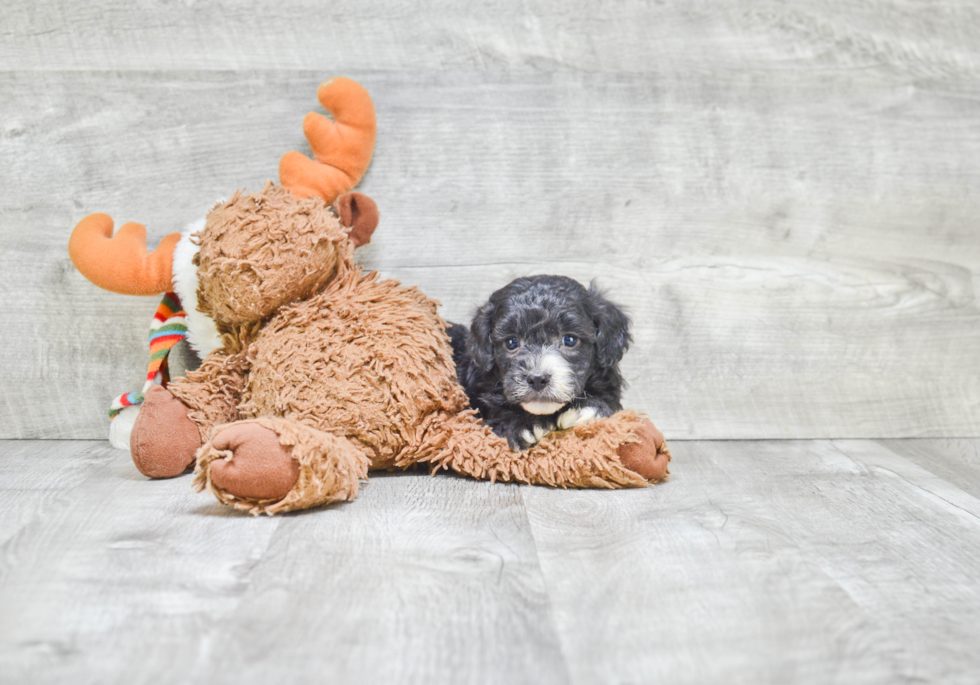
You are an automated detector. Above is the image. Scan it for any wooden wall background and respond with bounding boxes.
[2,1,978,440]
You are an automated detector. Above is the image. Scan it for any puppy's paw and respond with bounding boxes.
[557,406,598,431]
[518,423,554,450]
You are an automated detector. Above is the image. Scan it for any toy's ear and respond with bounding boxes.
[467,302,496,374]
[587,282,632,368]
[334,192,378,247]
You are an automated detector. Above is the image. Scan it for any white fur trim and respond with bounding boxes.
[109,405,140,452]
[521,401,566,415]
[172,218,223,357]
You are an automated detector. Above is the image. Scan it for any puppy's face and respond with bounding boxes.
[468,275,631,415]
[494,294,595,414]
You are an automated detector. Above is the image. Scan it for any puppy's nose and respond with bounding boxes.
[527,372,551,391]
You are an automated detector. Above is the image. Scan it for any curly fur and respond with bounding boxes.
[451,275,632,450]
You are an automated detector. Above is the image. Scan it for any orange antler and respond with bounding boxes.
[279,77,376,205]
[68,213,179,296]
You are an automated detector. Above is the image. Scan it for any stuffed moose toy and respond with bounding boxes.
[68,77,670,514]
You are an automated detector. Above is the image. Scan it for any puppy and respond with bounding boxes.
[449,275,631,451]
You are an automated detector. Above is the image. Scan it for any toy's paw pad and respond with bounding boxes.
[617,418,671,482]
[130,384,200,479]
[208,423,300,501]
[557,406,598,431]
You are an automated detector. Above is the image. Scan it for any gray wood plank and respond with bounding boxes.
[876,439,980,501]
[0,440,110,547]
[0,440,282,685]
[3,1,980,74]
[523,439,980,684]
[0,441,566,685]
[3,67,979,439]
[193,473,568,685]
[4,438,980,683]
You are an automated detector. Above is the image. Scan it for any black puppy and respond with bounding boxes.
[448,275,631,451]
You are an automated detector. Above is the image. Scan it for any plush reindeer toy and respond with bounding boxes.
[68,77,670,515]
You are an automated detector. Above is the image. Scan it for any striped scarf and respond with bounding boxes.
[109,292,189,419]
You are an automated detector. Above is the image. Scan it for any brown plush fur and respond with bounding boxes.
[195,185,346,327]
[158,183,669,515]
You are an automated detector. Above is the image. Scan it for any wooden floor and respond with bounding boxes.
[2,438,979,684]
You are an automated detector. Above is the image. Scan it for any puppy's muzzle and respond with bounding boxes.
[517,352,575,415]
[522,372,564,414]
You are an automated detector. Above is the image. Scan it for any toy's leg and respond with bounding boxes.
[128,351,249,479]
[129,385,201,478]
[167,351,249,440]
[616,418,671,481]
[406,409,670,488]
[193,417,370,515]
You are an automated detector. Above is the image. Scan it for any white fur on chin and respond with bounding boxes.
[521,401,566,416]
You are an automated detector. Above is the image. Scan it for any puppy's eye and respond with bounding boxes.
[562,334,579,348]
[505,337,520,351]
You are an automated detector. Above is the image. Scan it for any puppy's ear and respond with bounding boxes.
[467,302,496,373]
[588,282,632,368]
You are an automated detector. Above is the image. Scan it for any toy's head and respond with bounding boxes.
[68,77,378,351]
[191,183,377,329]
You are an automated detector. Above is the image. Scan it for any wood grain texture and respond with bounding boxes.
[4,438,980,683]
[2,2,979,439]
[523,439,980,684]
[876,438,980,500]
[0,441,282,685]
[3,1,980,74]
[0,440,565,685]
[192,473,568,685]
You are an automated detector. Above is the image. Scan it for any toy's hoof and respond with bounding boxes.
[617,418,671,482]
[130,385,201,478]
[208,423,300,501]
